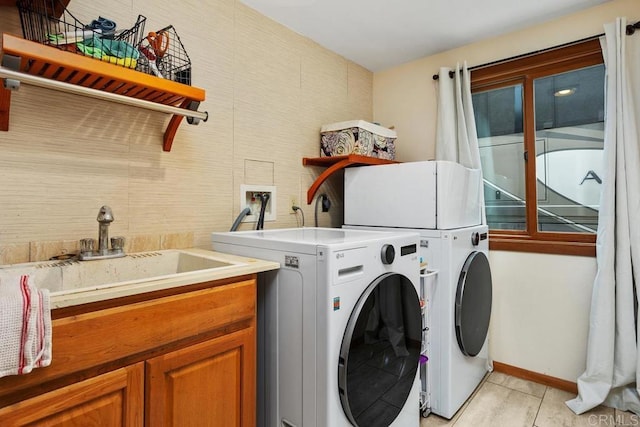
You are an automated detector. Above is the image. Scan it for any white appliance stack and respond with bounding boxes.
[343,160,492,420]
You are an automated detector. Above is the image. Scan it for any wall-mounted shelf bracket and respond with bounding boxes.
[0,33,207,151]
[0,52,21,131]
[302,154,398,204]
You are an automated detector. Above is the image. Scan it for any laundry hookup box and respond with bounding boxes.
[320,120,397,160]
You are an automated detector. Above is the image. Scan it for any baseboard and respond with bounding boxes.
[492,361,578,394]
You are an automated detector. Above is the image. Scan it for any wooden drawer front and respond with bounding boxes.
[0,278,256,401]
[0,363,144,426]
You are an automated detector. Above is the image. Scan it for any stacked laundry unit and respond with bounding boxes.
[343,160,492,420]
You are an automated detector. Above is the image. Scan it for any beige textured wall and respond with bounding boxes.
[0,0,372,262]
[372,0,639,382]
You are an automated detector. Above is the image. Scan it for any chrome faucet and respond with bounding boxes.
[78,205,126,261]
[97,205,114,255]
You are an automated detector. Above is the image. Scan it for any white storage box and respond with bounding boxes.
[344,160,483,229]
[320,120,397,160]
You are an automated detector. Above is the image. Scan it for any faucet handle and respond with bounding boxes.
[80,238,95,253]
[110,236,125,251]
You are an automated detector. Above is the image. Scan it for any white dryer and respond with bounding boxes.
[211,228,423,427]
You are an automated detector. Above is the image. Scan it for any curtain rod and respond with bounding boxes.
[432,20,639,80]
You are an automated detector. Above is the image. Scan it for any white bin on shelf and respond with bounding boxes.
[320,120,396,160]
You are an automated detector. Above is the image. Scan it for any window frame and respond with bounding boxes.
[470,39,603,257]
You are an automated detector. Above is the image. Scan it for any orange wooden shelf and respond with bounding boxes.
[0,33,206,151]
[302,154,398,204]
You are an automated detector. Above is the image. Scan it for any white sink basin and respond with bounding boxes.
[0,249,240,295]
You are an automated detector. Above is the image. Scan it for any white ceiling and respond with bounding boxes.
[238,0,611,72]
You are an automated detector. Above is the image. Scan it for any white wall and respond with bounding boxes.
[489,251,596,380]
[373,0,639,382]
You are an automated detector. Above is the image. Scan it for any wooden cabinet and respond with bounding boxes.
[0,275,257,427]
[146,327,255,427]
[0,363,144,426]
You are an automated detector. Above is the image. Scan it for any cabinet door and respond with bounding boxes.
[146,326,256,427]
[0,363,144,426]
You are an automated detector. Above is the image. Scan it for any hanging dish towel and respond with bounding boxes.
[0,274,52,379]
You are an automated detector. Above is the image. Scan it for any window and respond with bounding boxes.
[470,39,604,256]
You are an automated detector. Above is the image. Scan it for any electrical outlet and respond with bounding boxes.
[290,195,299,213]
[321,194,331,212]
[240,184,276,223]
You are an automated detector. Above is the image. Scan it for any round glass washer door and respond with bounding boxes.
[337,273,421,427]
[455,250,492,357]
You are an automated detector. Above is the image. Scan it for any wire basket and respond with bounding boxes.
[137,25,192,85]
[17,0,146,70]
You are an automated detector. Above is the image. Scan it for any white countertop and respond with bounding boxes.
[49,248,280,309]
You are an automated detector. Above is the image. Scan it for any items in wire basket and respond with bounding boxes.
[16,0,194,85]
[136,25,192,85]
[86,16,117,37]
[17,0,146,69]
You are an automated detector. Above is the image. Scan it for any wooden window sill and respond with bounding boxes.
[489,236,596,257]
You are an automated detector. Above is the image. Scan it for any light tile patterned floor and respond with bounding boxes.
[420,372,638,427]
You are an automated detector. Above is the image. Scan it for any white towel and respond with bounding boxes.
[0,274,52,378]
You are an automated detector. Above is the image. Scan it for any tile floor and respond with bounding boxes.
[420,372,638,427]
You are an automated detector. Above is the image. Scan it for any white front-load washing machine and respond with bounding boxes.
[345,225,492,419]
[426,225,491,419]
[211,227,422,427]
[343,160,492,420]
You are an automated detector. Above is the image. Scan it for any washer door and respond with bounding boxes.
[338,273,421,427]
[455,251,492,357]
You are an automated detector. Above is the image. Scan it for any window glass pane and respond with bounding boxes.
[473,84,526,231]
[534,65,604,233]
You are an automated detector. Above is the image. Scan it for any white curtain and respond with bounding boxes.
[567,17,640,415]
[435,62,486,224]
